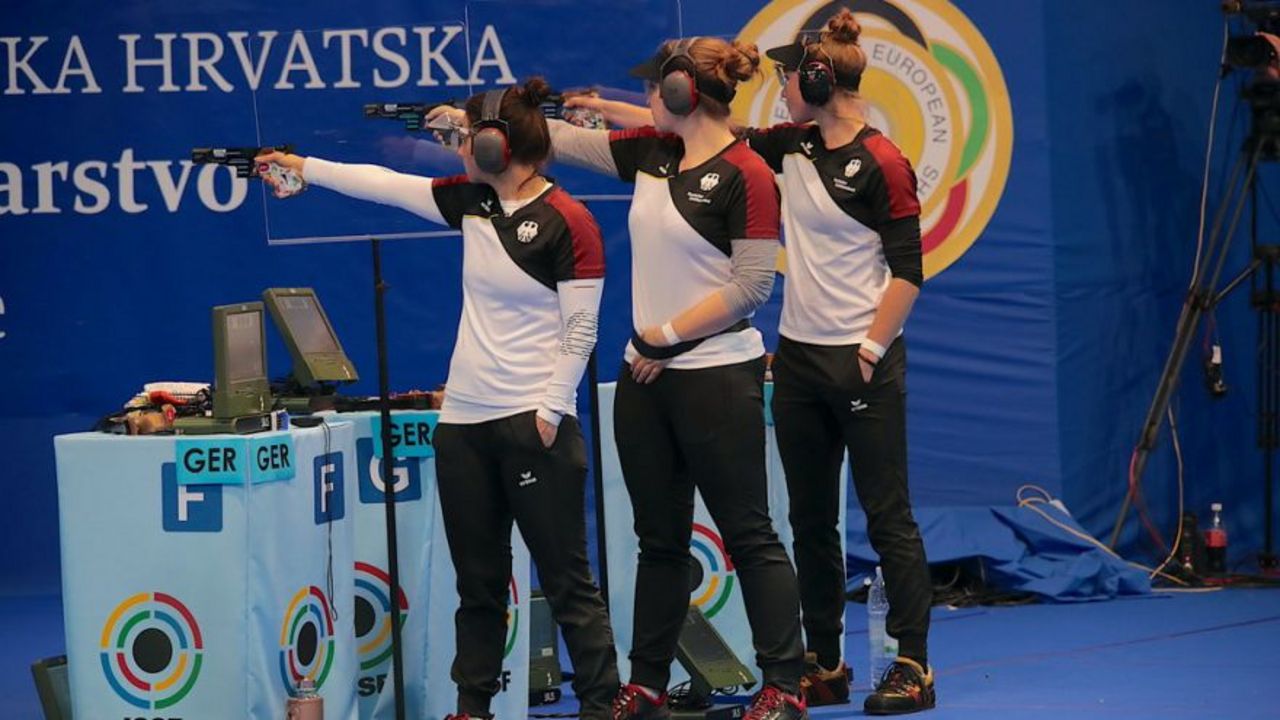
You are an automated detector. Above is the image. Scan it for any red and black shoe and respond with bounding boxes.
[743,685,808,720]
[863,658,936,715]
[445,714,489,720]
[611,683,671,720]
[799,652,851,706]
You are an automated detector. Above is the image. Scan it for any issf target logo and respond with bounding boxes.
[689,523,737,619]
[503,575,520,659]
[499,576,519,655]
[99,592,204,711]
[279,586,336,695]
[354,562,409,672]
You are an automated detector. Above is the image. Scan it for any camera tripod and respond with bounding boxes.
[1110,132,1280,571]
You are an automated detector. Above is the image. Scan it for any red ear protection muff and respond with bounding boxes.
[472,88,511,174]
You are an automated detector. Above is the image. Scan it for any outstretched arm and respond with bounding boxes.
[564,95,654,129]
[546,119,619,177]
[255,150,446,225]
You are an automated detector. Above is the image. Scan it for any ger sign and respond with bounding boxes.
[369,413,437,459]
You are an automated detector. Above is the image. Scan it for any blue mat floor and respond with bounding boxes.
[5,589,1278,719]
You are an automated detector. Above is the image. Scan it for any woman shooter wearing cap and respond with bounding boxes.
[500,36,810,720]
[258,78,621,720]
[564,11,935,716]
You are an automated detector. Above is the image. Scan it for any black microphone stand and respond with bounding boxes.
[371,238,408,720]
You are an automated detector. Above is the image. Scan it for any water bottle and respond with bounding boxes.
[867,566,897,683]
[287,679,323,720]
[1205,503,1228,576]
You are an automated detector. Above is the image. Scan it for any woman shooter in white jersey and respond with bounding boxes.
[256,78,620,720]
[563,11,935,716]
[476,36,810,720]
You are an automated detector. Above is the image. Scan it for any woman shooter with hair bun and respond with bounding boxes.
[259,77,621,720]
[757,11,934,714]
[525,36,811,720]
[565,10,935,715]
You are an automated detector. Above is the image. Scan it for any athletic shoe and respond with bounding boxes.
[743,685,808,720]
[799,652,851,706]
[611,683,670,720]
[863,657,936,715]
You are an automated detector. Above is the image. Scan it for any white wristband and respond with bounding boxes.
[660,322,682,346]
[860,338,887,361]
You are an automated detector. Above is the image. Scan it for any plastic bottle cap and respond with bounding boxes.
[1211,502,1223,512]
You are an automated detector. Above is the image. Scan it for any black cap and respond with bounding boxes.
[765,41,807,72]
[766,41,862,89]
[628,50,666,82]
[628,42,736,104]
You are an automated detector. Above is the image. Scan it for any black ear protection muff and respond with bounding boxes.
[659,37,701,116]
[471,88,511,174]
[656,37,738,116]
[798,44,836,106]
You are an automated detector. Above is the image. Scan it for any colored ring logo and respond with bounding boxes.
[99,592,204,710]
[734,0,1013,279]
[354,562,409,672]
[689,523,736,619]
[504,576,520,659]
[279,586,336,695]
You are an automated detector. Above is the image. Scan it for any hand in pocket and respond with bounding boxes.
[858,354,876,384]
[535,414,558,449]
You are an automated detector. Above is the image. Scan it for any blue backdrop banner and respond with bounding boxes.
[4,0,1270,598]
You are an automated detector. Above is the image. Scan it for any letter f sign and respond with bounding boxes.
[314,452,346,524]
[178,486,204,521]
[162,463,222,532]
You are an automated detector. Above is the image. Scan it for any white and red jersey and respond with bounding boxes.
[302,159,604,424]
[744,123,922,346]
[607,128,781,369]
